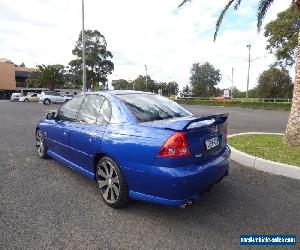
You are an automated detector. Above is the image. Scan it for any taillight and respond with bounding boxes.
[224,124,228,140]
[158,132,191,157]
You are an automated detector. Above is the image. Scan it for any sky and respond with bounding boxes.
[0,0,291,91]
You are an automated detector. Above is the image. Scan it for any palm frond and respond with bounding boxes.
[257,0,274,31]
[178,0,191,8]
[234,0,242,10]
[214,0,235,41]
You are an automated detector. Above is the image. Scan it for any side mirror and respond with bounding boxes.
[46,112,57,120]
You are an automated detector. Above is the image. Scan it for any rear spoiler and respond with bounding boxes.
[182,113,229,131]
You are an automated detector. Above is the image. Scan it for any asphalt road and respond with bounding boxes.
[0,102,299,250]
[184,105,290,134]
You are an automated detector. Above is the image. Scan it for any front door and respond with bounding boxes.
[51,95,85,157]
[46,120,70,158]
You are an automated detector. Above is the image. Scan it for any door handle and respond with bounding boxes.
[89,133,97,142]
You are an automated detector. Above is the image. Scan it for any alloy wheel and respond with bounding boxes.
[97,160,120,204]
[44,99,50,105]
[36,130,44,156]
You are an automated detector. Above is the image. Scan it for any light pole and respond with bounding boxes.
[231,67,234,98]
[82,0,87,92]
[145,65,148,91]
[246,44,251,99]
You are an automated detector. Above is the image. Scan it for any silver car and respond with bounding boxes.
[39,91,72,105]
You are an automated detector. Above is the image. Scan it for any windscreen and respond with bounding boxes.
[117,94,192,122]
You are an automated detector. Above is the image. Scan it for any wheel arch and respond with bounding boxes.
[93,152,124,180]
[93,153,106,178]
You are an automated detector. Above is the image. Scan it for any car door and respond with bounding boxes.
[46,95,85,159]
[56,92,66,103]
[29,93,38,102]
[51,92,60,103]
[67,94,111,173]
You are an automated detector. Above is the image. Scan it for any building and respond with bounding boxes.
[0,58,36,90]
[0,58,80,99]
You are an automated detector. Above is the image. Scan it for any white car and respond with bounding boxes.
[10,93,21,101]
[39,91,72,105]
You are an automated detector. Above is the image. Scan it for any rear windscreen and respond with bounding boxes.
[117,94,192,122]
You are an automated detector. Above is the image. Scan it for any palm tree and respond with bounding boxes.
[34,64,66,90]
[179,0,300,147]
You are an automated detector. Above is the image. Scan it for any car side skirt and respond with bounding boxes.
[47,149,95,180]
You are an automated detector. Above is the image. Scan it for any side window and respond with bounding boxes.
[77,95,105,124]
[97,99,111,125]
[58,95,85,121]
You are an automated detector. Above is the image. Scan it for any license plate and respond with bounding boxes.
[205,137,219,150]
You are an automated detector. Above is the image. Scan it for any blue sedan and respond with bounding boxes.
[36,91,230,208]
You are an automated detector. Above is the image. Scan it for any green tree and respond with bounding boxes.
[112,79,131,90]
[132,75,155,92]
[183,85,191,93]
[231,87,257,98]
[166,81,179,96]
[63,65,82,89]
[248,87,258,98]
[190,62,221,97]
[25,73,40,88]
[28,64,65,90]
[69,30,114,91]
[257,67,293,98]
[265,6,300,67]
[231,86,243,98]
[179,0,300,146]
[156,81,179,96]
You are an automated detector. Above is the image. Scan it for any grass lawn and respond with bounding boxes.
[228,134,300,166]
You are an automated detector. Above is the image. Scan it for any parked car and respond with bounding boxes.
[10,93,21,101]
[176,91,195,100]
[65,94,75,98]
[35,91,230,208]
[213,96,231,101]
[39,91,72,105]
[19,93,40,102]
[214,96,225,101]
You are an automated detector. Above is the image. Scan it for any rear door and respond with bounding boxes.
[67,94,111,172]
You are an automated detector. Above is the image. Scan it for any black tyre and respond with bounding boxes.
[43,99,51,105]
[24,98,29,102]
[36,129,48,159]
[96,157,129,208]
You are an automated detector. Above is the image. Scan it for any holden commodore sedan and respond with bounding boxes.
[36,91,230,208]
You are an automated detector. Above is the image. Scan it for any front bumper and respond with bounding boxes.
[123,146,231,206]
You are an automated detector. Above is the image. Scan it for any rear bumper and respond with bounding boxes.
[123,146,231,206]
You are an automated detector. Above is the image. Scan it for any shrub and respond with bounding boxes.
[175,99,291,111]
